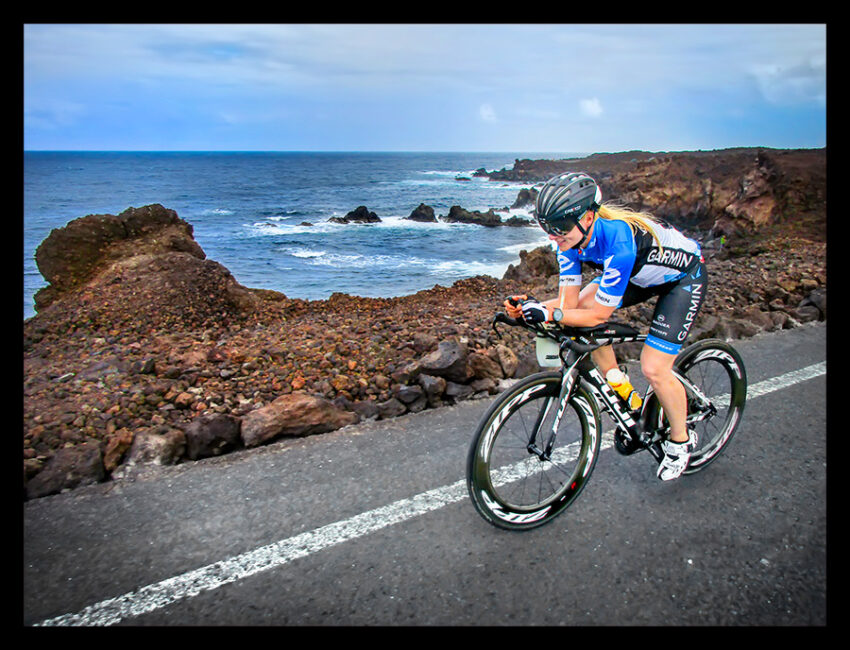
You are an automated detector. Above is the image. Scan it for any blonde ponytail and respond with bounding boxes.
[595,202,665,252]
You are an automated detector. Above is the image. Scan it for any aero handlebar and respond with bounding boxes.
[491,311,605,355]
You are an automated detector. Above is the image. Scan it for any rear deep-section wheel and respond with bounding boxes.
[643,339,747,474]
[466,371,601,531]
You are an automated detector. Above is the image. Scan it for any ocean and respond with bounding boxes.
[23,151,586,321]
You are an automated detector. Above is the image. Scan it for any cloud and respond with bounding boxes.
[479,103,497,123]
[749,58,826,107]
[579,98,603,118]
[23,24,825,151]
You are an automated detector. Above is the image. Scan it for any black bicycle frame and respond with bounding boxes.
[560,341,663,453]
[493,314,693,463]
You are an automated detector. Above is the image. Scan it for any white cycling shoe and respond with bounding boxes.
[657,429,698,481]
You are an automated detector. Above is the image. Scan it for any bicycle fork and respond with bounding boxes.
[525,355,585,461]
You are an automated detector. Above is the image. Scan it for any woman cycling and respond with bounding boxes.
[505,172,707,481]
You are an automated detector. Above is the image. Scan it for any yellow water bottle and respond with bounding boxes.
[606,367,643,411]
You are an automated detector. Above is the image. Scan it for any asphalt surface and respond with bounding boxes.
[23,322,828,626]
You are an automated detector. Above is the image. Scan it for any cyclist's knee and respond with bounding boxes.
[640,346,676,384]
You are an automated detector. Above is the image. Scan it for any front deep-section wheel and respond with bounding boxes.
[466,371,601,531]
[644,339,747,475]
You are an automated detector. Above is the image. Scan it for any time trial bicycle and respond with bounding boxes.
[466,309,747,531]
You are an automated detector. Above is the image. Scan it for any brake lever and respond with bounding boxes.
[492,312,522,339]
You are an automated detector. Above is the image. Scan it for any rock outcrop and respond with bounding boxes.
[480,148,825,241]
[328,205,381,224]
[406,203,438,223]
[440,205,530,227]
[32,203,258,331]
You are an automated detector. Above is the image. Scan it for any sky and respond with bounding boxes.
[23,23,827,153]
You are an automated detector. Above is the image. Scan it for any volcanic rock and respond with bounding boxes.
[31,204,258,331]
[118,429,186,471]
[240,392,359,447]
[25,442,105,499]
[418,374,447,406]
[440,206,503,227]
[511,188,539,209]
[35,204,205,302]
[185,413,242,460]
[406,203,438,223]
[483,148,825,239]
[468,350,504,380]
[418,339,472,383]
[503,246,559,283]
[329,205,381,224]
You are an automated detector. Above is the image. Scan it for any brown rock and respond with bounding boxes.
[174,392,195,409]
[468,351,504,380]
[741,305,776,331]
[418,374,447,406]
[240,392,358,447]
[185,413,242,460]
[444,381,475,401]
[25,443,105,499]
[376,397,407,419]
[391,361,421,385]
[34,204,202,295]
[503,247,558,282]
[32,204,258,326]
[494,345,519,378]
[395,384,425,404]
[419,340,471,383]
[120,429,185,468]
[103,428,135,473]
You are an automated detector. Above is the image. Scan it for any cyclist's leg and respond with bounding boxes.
[640,262,708,443]
[583,280,655,375]
[641,346,688,442]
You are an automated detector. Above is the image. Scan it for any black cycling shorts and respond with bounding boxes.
[617,261,707,355]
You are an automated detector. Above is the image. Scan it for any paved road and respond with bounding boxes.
[24,323,827,626]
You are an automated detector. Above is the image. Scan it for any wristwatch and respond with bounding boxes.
[551,308,563,323]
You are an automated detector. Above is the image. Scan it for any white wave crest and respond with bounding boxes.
[288,248,327,259]
[429,259,510,278]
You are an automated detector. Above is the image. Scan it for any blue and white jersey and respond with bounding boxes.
[557,217,703,308]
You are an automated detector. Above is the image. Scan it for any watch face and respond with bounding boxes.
[552,308,563,322]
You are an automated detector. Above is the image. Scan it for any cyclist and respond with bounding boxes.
[505,172,707,480]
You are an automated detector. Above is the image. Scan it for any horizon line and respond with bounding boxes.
[23,145,826,155]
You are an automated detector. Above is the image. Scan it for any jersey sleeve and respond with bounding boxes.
[556,249,581,287]
[594,224,637,308]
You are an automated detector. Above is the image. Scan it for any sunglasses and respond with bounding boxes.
[537,213,586,237]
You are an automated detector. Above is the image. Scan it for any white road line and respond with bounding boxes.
[36,361,826,626]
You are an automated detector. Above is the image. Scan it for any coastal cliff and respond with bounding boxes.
[484,147,825,240]
[23,147,826,499]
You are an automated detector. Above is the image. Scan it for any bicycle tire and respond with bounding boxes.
[466,371,601,531]
[643,338,747,474]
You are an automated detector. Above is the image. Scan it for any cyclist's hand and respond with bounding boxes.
[521,299,550,323]
[503,295,527,319]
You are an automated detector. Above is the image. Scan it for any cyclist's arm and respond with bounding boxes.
[543,284,579,314]
[551,233,634,326]
[553,300,616,327]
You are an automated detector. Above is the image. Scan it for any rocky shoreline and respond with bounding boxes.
[22,147,827,500]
